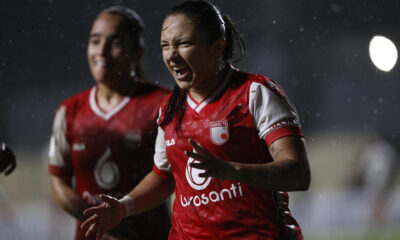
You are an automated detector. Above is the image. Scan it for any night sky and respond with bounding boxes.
[1,0,399,148]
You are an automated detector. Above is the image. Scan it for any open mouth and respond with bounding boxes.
[172,66,190,80]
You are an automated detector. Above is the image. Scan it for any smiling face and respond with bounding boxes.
[161,14,224,92]
[87,13,139,85]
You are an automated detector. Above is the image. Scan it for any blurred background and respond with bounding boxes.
[1,0,400,239]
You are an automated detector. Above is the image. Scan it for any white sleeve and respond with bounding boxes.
[153,126,171,172]
[48,106,71,168]
[249,82,301,140]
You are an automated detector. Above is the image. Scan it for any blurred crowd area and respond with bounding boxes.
[0,129,399,240]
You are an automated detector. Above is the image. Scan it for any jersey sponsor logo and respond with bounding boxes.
[209,120,229,145]
[185,157,211,190]
[72,143,86,151]
[180,182,244,207]
[182,155,245,207]
[166,138,175,147]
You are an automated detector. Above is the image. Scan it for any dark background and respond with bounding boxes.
[1,0,399,148]
[1,1,400,239]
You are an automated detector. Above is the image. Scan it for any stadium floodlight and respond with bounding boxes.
[369,35,398,72]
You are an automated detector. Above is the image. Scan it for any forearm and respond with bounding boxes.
[230,136,310,191]
[122,170,174,216]
[229,159,310,191]
[51,175,88,221]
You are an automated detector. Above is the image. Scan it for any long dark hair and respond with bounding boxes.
[160,0,246,126]
[101,6,146,78]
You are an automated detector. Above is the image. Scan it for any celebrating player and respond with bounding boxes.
[48,6,170,240]
[0,142,16,176]
[81,1,311,239]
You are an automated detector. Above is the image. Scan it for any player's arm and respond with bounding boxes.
[81,171,174,240]
[48,106,89,221]
[51,175,89,221]
[186,136,310,191]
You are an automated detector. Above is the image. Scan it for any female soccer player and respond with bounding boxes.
[81,1,311,239]
[48,6,170,240]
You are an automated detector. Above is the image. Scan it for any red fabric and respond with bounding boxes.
[160,66,303,239]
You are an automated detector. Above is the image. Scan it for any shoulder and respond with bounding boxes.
[234,68,287,100]
[229,67,285,98]
[56,88,93,117]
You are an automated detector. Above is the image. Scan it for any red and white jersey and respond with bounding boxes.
[154,65,304,240]
[48,81,171,240]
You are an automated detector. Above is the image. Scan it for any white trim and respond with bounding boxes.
[89,87,131,121]
[186,68,233,113]
[186,94,198,110]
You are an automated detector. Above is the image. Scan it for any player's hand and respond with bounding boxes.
[81,195,126,240]
[0,142,16,176]
[185,139,235,180]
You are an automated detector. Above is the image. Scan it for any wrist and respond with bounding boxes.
[119,195,135,217]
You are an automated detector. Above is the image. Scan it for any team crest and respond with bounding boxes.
[209,120,229,145]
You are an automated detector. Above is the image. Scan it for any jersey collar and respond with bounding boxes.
[89,86,131,120]
[186,65,234,114]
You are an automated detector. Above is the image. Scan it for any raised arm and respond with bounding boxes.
[186,136,310,191]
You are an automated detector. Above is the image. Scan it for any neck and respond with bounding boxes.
[189,64,227,103]
[96,77,134,112]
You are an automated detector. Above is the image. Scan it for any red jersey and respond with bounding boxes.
[48,81,171,240]
[154,65,304,240]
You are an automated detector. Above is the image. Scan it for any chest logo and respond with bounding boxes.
[185,157,211,190]
[209,120,229,145]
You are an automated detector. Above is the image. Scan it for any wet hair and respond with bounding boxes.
[160,0,246,126]
[100,6,146,78]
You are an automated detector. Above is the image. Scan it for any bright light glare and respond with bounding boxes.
[369,35,398,72]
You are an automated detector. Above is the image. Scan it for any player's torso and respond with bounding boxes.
[65,87,159,204]
[164,73,285,239]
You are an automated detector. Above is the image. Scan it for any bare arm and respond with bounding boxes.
[81,170,174,240]
[51,175,88,221]
[186,135,311,191]
[125,170,175,215]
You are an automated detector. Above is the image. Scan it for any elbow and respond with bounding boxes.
[297,166,311,191]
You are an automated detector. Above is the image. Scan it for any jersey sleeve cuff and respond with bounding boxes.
[153,164,172,180]
[264,126,303,147]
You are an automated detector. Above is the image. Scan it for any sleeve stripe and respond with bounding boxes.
[264,126,303,147]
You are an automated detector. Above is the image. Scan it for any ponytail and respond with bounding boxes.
[222,15,246,63]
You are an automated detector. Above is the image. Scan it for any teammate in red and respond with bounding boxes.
[81,1,311,240]
[48,6,170,240]
[0,142,16,176]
